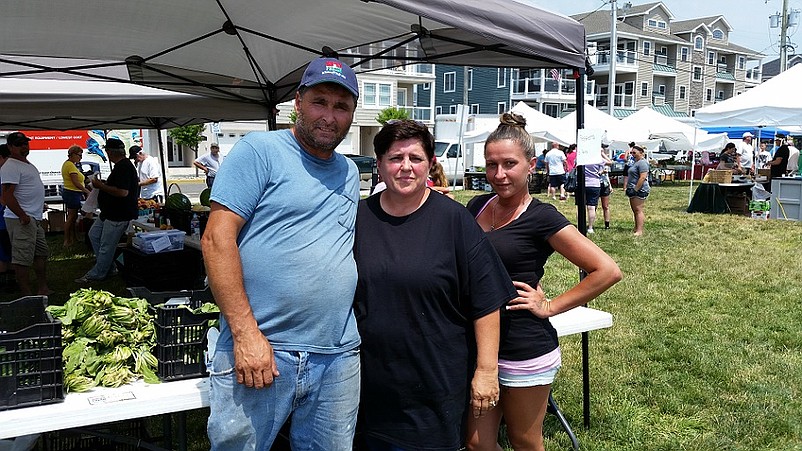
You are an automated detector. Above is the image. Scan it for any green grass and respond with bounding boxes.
[11,182,802,450]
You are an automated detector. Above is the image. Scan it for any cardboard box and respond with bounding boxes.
[47,210,66,232]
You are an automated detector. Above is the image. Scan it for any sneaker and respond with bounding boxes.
[74,275,100,284]
[587,227,594,234]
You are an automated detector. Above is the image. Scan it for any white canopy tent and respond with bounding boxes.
[695,64,802,127]
[621,107,728,153]
[534,105,623,146]
[0,77,271,130]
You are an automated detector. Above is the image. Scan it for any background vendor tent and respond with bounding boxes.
[620,107,728,153]
[699,126,792,140]
[695,63,802,128]
[0,76,271,130]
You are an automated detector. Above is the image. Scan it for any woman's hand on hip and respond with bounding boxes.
[507,281,552,319]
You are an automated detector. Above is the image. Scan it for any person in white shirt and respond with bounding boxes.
[193,143,223,188]
[736,132,754,175]
[787,138,799,176]
[130,146,165,203]
[0,132,51,295]
[544,142,567,200]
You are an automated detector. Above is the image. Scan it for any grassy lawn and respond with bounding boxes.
[9,182,802,450]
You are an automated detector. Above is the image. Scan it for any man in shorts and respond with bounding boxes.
[544,142,568,200]
[0,132,51,295]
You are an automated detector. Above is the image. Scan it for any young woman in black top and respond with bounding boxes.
[465,113,622,451]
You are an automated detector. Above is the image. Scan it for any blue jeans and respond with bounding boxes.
[208,348,360,451]
[86,218,129,279]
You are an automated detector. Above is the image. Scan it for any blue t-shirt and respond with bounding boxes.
[627,159,650,193]
[211,129,361,353]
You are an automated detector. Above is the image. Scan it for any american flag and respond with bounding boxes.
[550,68,561,81]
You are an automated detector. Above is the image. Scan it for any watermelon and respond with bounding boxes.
[165,192,192,211]
[199,188,212,207]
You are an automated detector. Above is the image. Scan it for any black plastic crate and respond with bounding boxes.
[127,287,217,381]
[0,296,64,411]
[41,419,155,451]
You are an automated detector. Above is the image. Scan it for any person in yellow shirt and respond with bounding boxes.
[61,145,91,247]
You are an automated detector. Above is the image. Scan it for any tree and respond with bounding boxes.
[375,107,410,125]
[168,124,206,175]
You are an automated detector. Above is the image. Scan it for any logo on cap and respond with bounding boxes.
[322,61,346,80]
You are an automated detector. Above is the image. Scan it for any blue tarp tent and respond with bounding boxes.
[700,126,792,140]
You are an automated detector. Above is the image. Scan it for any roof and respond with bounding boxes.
[575,11,687,45]
[617,2,674,20]
[611,105,688,119]
[761,56,802,79]
[575,6,762,56]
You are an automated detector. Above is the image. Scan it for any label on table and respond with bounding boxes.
[151,235,172,253]
[87,391,137,405]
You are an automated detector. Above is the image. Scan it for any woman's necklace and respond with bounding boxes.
[491,197,526,231]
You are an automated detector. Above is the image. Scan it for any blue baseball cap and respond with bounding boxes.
[300,57,359,98]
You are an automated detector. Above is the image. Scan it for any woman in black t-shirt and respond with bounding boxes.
[465,113,622,451]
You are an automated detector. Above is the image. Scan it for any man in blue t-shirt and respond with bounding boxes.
[203,57,361,451]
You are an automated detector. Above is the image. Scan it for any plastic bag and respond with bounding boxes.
[564,169,577,193]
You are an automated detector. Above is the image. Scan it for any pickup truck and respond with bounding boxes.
[343,153,377,185]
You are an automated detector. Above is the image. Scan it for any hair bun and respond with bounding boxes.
[499,112,526,128]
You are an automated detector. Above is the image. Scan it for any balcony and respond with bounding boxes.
[399,106,432,122]
[594,50,638,72]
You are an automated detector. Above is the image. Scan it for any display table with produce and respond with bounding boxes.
[1,305,609,451]
[0,288,219,451]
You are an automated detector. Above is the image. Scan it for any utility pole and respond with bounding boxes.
[780,0,790,72]
[607,0,618,116]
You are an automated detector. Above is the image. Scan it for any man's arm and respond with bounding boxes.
[202,202,280,389]
[1,183,30,224]
[91,177,128,198]
[469,309,500,418]
[193,155,209,174]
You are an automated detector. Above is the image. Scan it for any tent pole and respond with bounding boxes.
[156,125,169,199]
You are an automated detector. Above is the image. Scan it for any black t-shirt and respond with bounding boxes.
[467,194,572,361]
[98,157,140,221]
[354,191,515,450]
[771,145,790,178]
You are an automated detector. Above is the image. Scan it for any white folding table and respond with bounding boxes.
[0,307,611,449]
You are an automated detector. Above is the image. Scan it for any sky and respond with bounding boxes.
[523,0,802,63]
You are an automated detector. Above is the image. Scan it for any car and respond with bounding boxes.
[343,153,377,183]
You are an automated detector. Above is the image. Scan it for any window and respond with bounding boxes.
[468,68,473,91]
[647,19,657,27]
[396,88,407,107]
[679,86,687,99]
[658,85,666,95]
[497,68,507,88]
[422,82,430,90]
[680,47,689,62]
[712,29,724,40]
[436,106,443,115]
[363,82,392,106]
[693,66,702,81]
[657,21,667,29]
[643,41,651,56]
[363,83,376,105]
[660,46,668,55]
[694,36,704,50]
[706,89,713,101]
[717,90,724,99]
[470,104,480,114]
[443,72,456,92]
[497,102,507,114]
[449,105,457,114]
[738,56,745,70]
[641,82,649,97]
[378,84,391,106]
[707,51,715,65]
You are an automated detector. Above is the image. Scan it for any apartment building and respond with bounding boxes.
[425,2,763,120]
